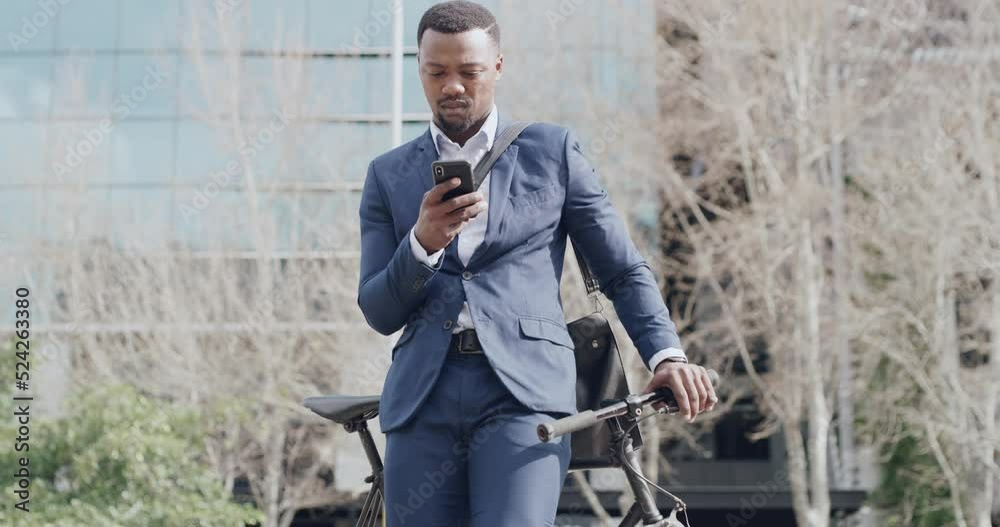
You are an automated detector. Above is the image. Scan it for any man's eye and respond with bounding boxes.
[462,71,482,77]
[430,72,445,77]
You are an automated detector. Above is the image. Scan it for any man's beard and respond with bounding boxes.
[435,107,479,134]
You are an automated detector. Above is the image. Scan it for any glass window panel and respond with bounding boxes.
[109,189,173,248]
[1,2,58,52]
[0,122,46,183]
[296,191,360,250]
[190,190,253,251]
[245,0,307,50]
[634,1,657,56]
[50,55,115,118]
[0,56,54,119]
[119,1,182,50]
[241,57,306,116]
[175,121,232,183]
[363,57,392,114]
[302,122,389,183]
[171,189,208,250]
[402,54,425,113]
[171,188,205,250]
[258,191,295,252]
[402,121,428,143]
[55,0,120,51]
[174,181,244,243]
[177,56,230,117]
[404,0,439,46]
[115,53,179,118]
[45,121,114,185]
[177,0,240,52]
[240,117,297,183]
[367,122,393,165]
[119,0,181,50]
[44,188,111,243]
[306,0,368,50]
[111,122,175,184]
[360,1,396,49]
[310,56,372,116]
[0,189,45,246]
[241,57,274,113]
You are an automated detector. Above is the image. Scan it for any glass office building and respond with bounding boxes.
[0,0,659,255]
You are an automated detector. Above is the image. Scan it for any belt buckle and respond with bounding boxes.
[457,330,479,354]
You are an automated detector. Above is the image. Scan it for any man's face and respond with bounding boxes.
[418,28,501,135]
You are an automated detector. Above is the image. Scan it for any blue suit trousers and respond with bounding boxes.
[383,352,572,526]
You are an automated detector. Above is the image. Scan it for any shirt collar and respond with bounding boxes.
[429,104,499,155]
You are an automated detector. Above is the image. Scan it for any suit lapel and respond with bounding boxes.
[414,128,438,196]
[467,141,518,268]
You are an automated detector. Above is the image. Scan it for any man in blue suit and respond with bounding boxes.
[357,2,717,524]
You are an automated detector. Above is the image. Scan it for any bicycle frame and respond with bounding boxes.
[603,408,684,527]
[340,409,683,527]
[344,419,386,527]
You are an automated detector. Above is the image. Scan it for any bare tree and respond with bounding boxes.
[652,0,1000,525]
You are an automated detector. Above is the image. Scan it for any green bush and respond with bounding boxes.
[0,377,263,527]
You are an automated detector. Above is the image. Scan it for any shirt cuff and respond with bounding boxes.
[409,228,444,267]
[648,347,687,372]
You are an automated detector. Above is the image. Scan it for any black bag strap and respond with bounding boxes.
[474,121,601,297]
[472,121,533,190]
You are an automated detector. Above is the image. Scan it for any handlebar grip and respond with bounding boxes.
[537,410,598,442]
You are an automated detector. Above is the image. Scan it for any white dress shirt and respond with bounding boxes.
[409,103,498,336]
[408,106,686,371]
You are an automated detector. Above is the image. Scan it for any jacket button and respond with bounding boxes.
[443,320,453,330]
[462,271,473,280]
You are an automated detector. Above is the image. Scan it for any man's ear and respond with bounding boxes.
[495,53,503,81]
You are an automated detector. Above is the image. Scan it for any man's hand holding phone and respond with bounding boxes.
[413,178,488,253]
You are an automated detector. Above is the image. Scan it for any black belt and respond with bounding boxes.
[449,329,484,354]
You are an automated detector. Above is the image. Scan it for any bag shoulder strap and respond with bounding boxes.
[473,121,601,296]
[472,120,533,189]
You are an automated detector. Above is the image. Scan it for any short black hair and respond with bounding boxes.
[417,1,500,48]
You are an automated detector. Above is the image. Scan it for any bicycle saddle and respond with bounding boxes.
[303,394,381,424]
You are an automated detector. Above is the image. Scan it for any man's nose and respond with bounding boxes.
[442,80,464,97]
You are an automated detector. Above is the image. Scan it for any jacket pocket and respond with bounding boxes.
[509,184,559,208]
[518,315,575,350]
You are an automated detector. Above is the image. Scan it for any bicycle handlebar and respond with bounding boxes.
[537,369,721,443]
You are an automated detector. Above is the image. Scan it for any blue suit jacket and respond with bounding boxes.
[358,112,683,432]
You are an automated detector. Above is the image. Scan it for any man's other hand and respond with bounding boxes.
[643,362,718,423]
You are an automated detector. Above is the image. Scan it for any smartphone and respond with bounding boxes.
[431,159,475,202]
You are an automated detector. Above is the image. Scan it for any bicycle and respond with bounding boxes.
[303,369,719,527]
